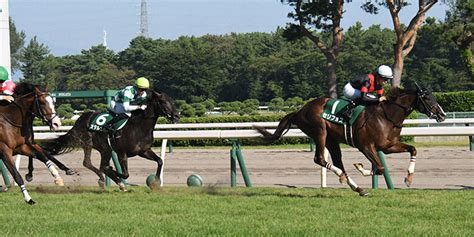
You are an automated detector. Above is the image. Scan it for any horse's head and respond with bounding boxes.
[15,83,62,130]
[414,83,446,122]
[147,90,180,123]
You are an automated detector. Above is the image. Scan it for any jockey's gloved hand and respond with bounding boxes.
[140,105,147,110]
[379,96,387,102]
[0,95,14,102]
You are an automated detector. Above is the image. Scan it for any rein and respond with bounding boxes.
[381,92,417,129]
[12,91,56,127]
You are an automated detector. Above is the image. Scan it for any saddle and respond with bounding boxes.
[320,98,365,125]
[88,110,129,132]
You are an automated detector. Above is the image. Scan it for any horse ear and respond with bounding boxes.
[414,82,423,93]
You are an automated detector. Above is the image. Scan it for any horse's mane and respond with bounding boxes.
[386,86,417,101]
[14,82,39,96]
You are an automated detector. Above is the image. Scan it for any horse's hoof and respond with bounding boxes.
[339,175,347,184]
[359,190,369,197]
[54,178,65,186]
[65,170,77,175]
[404,174,413,187]
[26,199,36,205]
[98,180,106,189]
[353,163,364,169]
[119,183,127,192]
[25,174,33,182]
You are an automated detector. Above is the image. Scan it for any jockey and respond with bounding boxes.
[0,66,15,103]
[103,77,150,130]
[339,65,393,119]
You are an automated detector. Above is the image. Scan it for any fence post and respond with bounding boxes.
[230,143,237,187]
[106,150,126,187]
[235,141,252,187]
[371,151,394,190]
[466,123,473,152]
[0,160,11,188]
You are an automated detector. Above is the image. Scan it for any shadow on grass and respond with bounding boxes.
[34,186,109,194]
[200,185,343,199]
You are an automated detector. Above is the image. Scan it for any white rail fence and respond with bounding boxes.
[23,118,474,187]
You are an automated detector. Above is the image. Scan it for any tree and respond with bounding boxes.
[20,36,50,84]
[363,0,439,86]
[9,17,26,74]
[268,97,285,112]
[444,0,473,78]
[282,0,345,98]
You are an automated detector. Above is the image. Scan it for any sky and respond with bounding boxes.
[9,0,449,56]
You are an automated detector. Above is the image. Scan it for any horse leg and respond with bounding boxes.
[360,145,385,175]
[83,146,106,188]
[99,149,126,191]
[28,144,64,186]
[19,144,64,186]
[139,149,163,188]
[311,131,345,181]
[382,142,417,187]
[45,152,76,175]
[26,156,34,182]
[326,138,368,196]
[0,146,35,204]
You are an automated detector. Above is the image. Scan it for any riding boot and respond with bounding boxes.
[103,113,128,132]
[339,101,356,121]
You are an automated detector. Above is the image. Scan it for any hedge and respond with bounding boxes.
[434,91,474,112]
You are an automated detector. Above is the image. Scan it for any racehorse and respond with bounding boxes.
[42,90,179,190]
[254,85,446,196]
[0,83,62,204]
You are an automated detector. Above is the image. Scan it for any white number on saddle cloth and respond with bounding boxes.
[96,114,109,126]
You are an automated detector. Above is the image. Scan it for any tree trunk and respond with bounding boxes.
[392,45,404,87]
[327,56,338,98]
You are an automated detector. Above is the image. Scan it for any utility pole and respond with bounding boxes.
[0,0,11,77]
[139,0,149,37]
[102,28,107,48]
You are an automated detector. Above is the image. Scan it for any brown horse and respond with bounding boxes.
[0,83,61,204]
[254,85,446,196]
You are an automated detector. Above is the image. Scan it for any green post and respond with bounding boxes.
[309,139,315,152]
[168,141,173,153]
[230,145,237,187]
[467,124,473,151]
[378,151,394,190]
[106,150,126,187]
[0,160,11,188]
[235,142,252,187]
[371,151,394,190]
[371,163,378,189]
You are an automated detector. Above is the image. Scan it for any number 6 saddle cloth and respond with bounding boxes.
[88,112,128,132]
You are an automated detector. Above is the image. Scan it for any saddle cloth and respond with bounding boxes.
[320,98,365,125]
[88,112,128,132]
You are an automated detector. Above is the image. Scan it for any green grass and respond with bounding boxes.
[0,186,472,236]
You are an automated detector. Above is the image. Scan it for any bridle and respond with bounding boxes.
[17,91,58,127]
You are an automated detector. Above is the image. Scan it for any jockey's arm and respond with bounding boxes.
[360,92,379,104]
[122,101,141,112]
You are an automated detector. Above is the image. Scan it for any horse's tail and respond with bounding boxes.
[253,111,297,144]
[42,112,92,155]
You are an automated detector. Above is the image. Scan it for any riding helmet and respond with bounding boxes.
[0,66,8,81]
[377,65,393,80]
[136,77,150,89]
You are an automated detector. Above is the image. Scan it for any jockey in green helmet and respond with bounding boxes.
[104,77,150,131]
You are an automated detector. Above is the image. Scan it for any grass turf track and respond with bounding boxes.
[0,186,472,236]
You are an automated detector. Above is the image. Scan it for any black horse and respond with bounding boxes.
[43,90,179,190]
[254,85,446,196]
[0,83,62,204]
